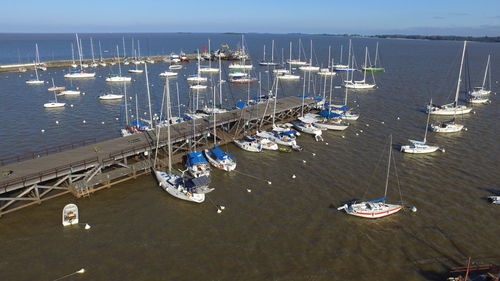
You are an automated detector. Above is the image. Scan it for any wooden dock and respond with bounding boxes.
[0,96,317,217]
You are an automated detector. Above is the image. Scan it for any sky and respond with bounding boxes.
[1,0,499,36]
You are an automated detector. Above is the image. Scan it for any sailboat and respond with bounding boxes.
[199,39,220,73]
[44,88,66,108]
[334,41,356,72]
[277,42,301,80]
[427,41,472,115]
[153,77,212,203]
[287,39,308,65]
[58,78,80,96]
[344,47,376,89]
[467,54,492,104]
[338,135,404,219]
[299,40,320,72]
[98,41,107,67]
[89,38,98,67]
[128,49,144,73]
[259,40,280,66]
[234,136,263,152]
[48,78,66,91]
[318,46,336,76]
[106,46,132,82]
[292,76,324,141]
[186,151,211,178]
[229,35,253,69]
[64,34,96,78]
[187,51,208,83]
[26,60,44,84]
[361,42,385,72]
[401,101,440,153]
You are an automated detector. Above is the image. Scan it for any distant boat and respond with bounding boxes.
[259,40,280,66]
[99,94,124,100]
[344,47,376,89]
[427,41,471,115]
[62,204,79,226]
[234,136,262,152]
[338,135,404,219]
[299,40,320,72]
[159,71,178,77]
[401,102,440,154]
[169,64,182,70]
[467,54,492,104]
[204,145,237,171]
[106,45,131,82]
[361,42,385,72]
[287,38,308,65]
[26,60,44,84]
[64,34,96,78]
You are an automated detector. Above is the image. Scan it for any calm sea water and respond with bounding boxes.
[0,33,499,281]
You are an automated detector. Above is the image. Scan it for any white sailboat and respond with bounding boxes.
[277,42,301,80]
[98,41,107,67]
[199,39,219,73]
[153,77,211,203]
[287,38,308,65]
[64,34,96,78]
[318,46,336,76]
[234,136,263,152]
[259,40,280,66]
[427,41,471,115]
[89,38,98,67]
[128,50,144,73]
[106,46,132,82]
[467,54,492,104]
[401,103,440,153]
[338,135,404,219]
[26,60,44,84]
[187,51,208,83]
[344,47,376,89]
[299,40,320,72]
[44,89,66,108]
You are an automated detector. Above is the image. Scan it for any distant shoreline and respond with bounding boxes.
[318,33,500,43]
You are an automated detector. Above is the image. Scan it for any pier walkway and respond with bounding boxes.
[0,96,317,217]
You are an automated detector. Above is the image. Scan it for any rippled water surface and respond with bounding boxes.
[0,34,499,281]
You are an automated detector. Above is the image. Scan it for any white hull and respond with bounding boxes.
[44,102,65,108]
[159,71,178,77]
[187,76,208,82]
[228,64,253,69]
[26,80,44,84]
[429,123,464,133]
[57,90,81,96]
[99,94,124,100]
[299,66,320,71]
[204,149,237,172]
[256,131,296,147]
[273,69,289,74]
[190,84,207,90]
[277,74,300,80]
[292,122,323,136]
[401,144,439,154]
[106,76,132,82]
[287,60,308,65]
[62,204,79,226]
[467,97,490,104]
[64,72,96,78]
[169,65,183,70]
[199,68,219,73]
[234,139,262,152]
[154,170,204,203]
[344,81,375,89]
[128,69,143,73]
[340,202,402,219]
[427,106,472,115]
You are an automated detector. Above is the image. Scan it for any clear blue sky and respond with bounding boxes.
[2,0,499,35]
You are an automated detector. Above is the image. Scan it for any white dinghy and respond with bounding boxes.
[62,203,79,226]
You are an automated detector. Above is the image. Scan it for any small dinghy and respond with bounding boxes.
[99,94,124,100]
[204,145,237,171]
[234,136,262,152]
[186,151,211,178]
[159,71,178,77]
[169,64,183,70]
[488,196,500,204]
[62,203,79,226]
[402,101,440,153]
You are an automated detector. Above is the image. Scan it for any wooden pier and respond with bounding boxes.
[0,96,317,217]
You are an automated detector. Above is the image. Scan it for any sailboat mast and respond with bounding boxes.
[339,45,343,64]
[383,135,392,200]
[176,82,181,117]
[99,41,103,61]
[424,99,432,143]
[327,45,331,69]
[165,78,172,173]
[454,41,467,105]
[263,45,266,61]
[75,34,83,68]
[374,42,379,67]
[33,61,39,80]
[208,39,212,68]
[124,82,129,125]
[135,94,139,127]
[71,43,75,64]
[272,76,279,126]
[298,39,301,61]
[219,56,222,107]
[116,45,122,76]
[289,42,292,71]
[144,63,153,125]
[122,37,126,58]
[482,55,490,89]
[90,38,95,63]
[35,43,40,67]
[309,40,313,66]
[347,40,352,81]
[329,64,334,105]
[363,47,368,82]
[271,40,275,63]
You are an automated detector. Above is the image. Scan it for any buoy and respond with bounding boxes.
[217,209,222,214]
[115,117,119,120]
[70,104,74,107]
[341,135,345,138]
[302,160,307,164]
[82,120,86,124]
[82,92,85,95]
[247,189,252,193]
[84,223,91,230]
[411,206,417,212]
[441,148,446,153]
[360,129,363,133]
[41,129,45,133]
[366,124,369,127]
[381,121,385,124]
[325,142,329,145]
[312,153,316,156]
[267,181,272,185]
[220,206,225,210]
[55,120,59,124]
[473,111,476,114]
[292,174,296,179]
[397,117,400,120]
[101,121,105,125]
[356,133,359,136]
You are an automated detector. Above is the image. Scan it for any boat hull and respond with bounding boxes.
[154,170,205,203]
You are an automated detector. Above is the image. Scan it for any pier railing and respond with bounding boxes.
[0,138,97,166]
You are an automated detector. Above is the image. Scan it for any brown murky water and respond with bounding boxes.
[0,34,499,281]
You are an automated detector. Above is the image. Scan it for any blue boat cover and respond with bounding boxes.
[187,151,208,166]
[130,119,149,129]
[236,101,247,109]
[320,110,341,118]
[314,96,323,101]
[367,197,386,203]
[331,105,347,111]
[281,130,296,136]
[210,145,234,160]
